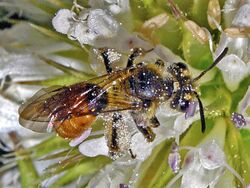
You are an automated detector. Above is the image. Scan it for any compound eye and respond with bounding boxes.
[175,62,187,69]
[170,97,189,111]
[179,100,189,111]
[170,95,180,109]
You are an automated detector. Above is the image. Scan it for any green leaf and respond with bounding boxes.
[52,49,88,62]
[38,56,95,79]
[17,148,39,188]
[17,74,86,86]
[239,129,250,185]
[39,149,78,161]
[29,23,83,49]
[49,156,111,187]
[26,0,57,15]
[130,0,163,22]
[153,15,183,55]
[182,24,213,69]
[135,139,173,188]
[231,75,250,112]
[190,0,210,27]
[156,0,193,16]
[199,72,232,116]
[45,0,70,8]
[42,154,86,180]
[224,119,250,187]
[28,136,69,159]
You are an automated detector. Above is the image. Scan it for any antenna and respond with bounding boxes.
[192,47,228,83]
[193,91,206,133]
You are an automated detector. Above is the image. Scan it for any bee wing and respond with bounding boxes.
[19,70,142,133]
[19,85,69,133]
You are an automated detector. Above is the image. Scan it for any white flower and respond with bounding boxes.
[214,2,250,91]
[223,0,250,27]
[167,140,245,188]
[0,48,61,82]
[52,9,74,34]
[216,54,249,91]
[238,86,250,127]
[88,0,130,15]
[79,136,109,157]
[87,159,138,188]
[52,8,120,47]
[69,128,92,147]
[232,3,250,27]
[198,141,225,170]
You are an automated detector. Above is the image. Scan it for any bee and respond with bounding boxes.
[19,47,228,156]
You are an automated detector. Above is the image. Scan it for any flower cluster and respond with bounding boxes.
[0,0,249,187]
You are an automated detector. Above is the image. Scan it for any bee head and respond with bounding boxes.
[167,48,228,133]
[168,62,191,85]
[167,62,193,111]
[168,62,204,132]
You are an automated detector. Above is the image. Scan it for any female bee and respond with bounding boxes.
[19,47,228,156]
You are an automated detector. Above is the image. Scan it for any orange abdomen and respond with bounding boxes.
[55,115,96,139]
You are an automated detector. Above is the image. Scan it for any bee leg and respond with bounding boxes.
[106,113,122,156]
[155,59,165,67]
[130,111,156,142]
[127,48,143,68]
[149,116,160,128]
[129,149,137,159]
[145,101,160,128]
[99,48,113,74]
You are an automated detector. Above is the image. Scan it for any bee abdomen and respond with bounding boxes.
[55,115,96,139]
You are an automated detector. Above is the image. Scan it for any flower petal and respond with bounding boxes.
[0,95,19,132]
[173,113,200,141]
[89,0,130,15]
[130,133,154,161]
[69,128,92,147]
[232,4,250,27]
[216,54,248,91]
[0,48,61,81]
[199,140,225,170]
[223,0,240,27]
[238,86,250,126]
[181,166,225,188]
[87,158,137,188]
[78,136,109,157]
[75,9,120,46]
[52,9,74,34]
[215,32,249,64]
[180,142,226,188]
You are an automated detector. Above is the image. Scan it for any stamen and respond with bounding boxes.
[168,142,181,173]
[168,152,181,173]
[120,184,129,188]
[231,112,247,128]
[185,101,198,119]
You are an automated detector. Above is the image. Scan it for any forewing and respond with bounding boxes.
[19,85,71,132]
[19,69,142,133]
